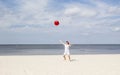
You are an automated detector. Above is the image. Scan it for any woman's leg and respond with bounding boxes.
[68,55,71,61]
[63,55,66,60]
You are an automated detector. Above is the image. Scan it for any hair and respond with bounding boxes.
[66,41,70,45]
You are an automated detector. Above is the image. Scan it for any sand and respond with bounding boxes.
[0,54,120,75]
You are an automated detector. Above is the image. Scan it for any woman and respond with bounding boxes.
[59,40,71,61]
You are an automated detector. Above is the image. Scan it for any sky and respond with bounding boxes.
[0,0,120,44]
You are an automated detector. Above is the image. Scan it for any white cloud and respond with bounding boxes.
[17,0,54,25]
[108,6,120,14]
[112,27,120,32]
[64,6,80,16]
[90,0,120,17]
[0,0,52,29]
[64,4,97,17]
[0,2,17,28]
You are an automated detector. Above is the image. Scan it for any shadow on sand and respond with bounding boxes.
[70,59,77,62]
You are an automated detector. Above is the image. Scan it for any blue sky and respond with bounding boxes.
[0,0,120,44]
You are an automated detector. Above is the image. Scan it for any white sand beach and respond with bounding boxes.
[0,55,120,75]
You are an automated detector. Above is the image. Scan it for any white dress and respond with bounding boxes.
[64,44,70,55]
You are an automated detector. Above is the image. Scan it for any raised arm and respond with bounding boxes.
[59,40,65,45]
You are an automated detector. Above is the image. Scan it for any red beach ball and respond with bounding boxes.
[54,20,59,26]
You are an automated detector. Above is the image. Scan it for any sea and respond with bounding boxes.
[0,44,120,55]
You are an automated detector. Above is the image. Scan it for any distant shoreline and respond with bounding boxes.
[0,44,120,46]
